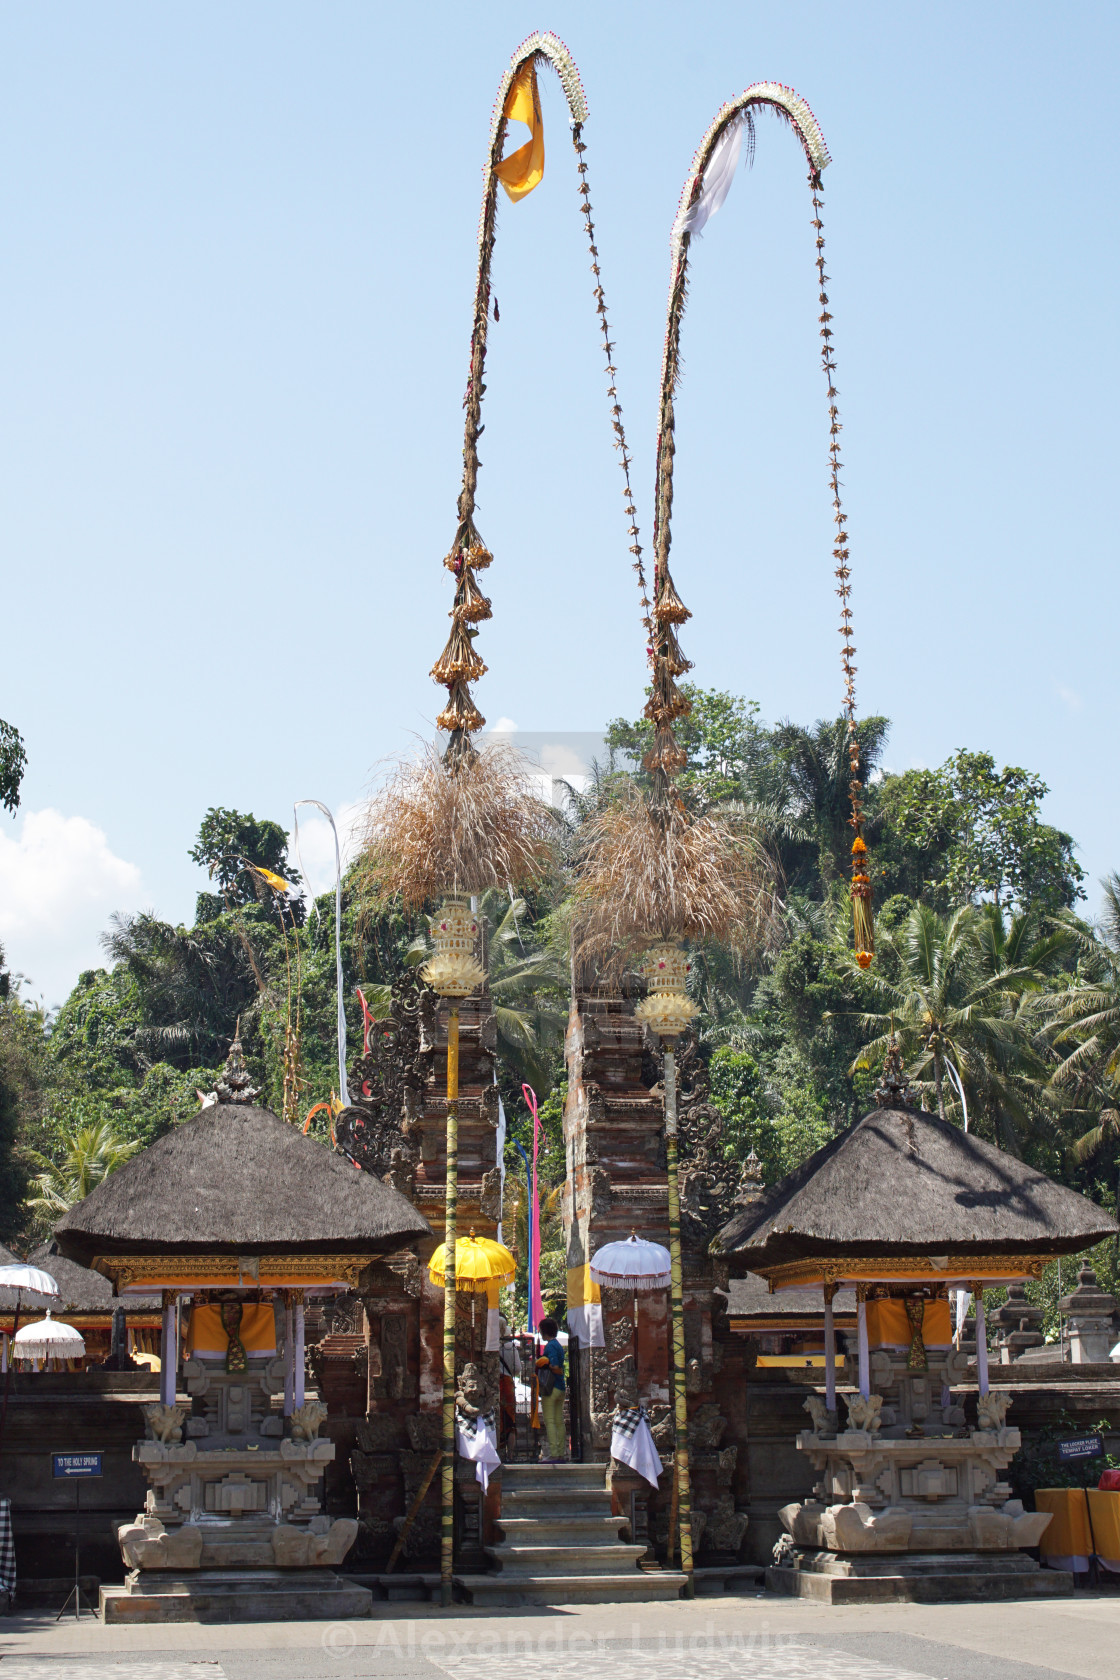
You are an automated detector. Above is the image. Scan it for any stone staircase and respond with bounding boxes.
[458,1461,687,1606]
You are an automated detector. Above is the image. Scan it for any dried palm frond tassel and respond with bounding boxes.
[357,740,556,910]
[573,785,775,974]
[430,617,487,686]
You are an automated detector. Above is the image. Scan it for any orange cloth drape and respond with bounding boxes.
[865,1298,952,1350]
[494,63,544,203]
[1036,1488,1092,1559]
[186,1302,276,1361]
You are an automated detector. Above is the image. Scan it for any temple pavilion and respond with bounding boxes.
[54,1058,431,1625]
[715,1054,1118,1602]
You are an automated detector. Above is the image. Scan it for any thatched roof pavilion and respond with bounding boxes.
[716,1100,1117,1292]
[55,1101,432,1293]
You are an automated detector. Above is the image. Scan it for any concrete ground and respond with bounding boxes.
[3,1591,1120,1680]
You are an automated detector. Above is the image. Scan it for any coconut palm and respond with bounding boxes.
[848,903,1050,1148]
[25,1114,140,1235]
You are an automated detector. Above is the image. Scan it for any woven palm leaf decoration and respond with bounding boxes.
[434,29,647,767]
[651,84,874,967]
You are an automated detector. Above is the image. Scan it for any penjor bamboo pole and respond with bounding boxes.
[440,1003,461,1608]
[662,1043,695,1598]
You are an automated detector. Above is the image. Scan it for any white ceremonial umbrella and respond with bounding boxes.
[13,1312,86,1364]
[589,1233,672,1292]
[0,1263,60,1300]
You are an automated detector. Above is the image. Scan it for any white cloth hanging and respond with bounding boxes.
[457,1412,502,1494]
[679,116,744,237]
[610,1407,663,1490]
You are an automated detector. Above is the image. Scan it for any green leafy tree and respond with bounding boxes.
[0,720,27,814]
[606,687,769,811]
[877,751,1084,913]
[189,807,301,922]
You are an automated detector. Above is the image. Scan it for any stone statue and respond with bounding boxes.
[143,1402,188,1444]
[803,1394,837,1435]
[290,1398,329,1441]
[845,1393,883,1433]
[455,1359,498,1421]
[976,1390,1012,1432]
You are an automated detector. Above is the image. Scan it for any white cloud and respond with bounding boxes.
[487,717,519,735]
[0,809,145,1007]
[1057,684,1083,713]
[289,799,365,899]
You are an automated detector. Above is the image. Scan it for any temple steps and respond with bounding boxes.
[460,1462,686,1606]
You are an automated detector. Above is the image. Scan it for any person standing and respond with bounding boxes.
[535,1317,567,1462]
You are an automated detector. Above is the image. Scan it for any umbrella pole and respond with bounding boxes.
[440,1001,461,1609]
[0,1291,21,1460]
[662,1044,695,1598]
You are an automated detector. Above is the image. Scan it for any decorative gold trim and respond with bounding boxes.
[92,1252,373,1292]
[758,1253,1050,1291]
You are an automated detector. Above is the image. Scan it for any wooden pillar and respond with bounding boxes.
[856,1287,870,1399]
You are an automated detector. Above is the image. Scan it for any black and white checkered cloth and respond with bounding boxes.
[456,1409,496,1441]
[612,1405,647,1440]
[0,1497,15,1596]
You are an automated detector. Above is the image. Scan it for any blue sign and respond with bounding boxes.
[1056,1434,1102,1463]
[53,1452,102,1479]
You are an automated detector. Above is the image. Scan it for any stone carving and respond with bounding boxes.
[687,1402,727,1452]
[1060,1263,1118,1364]
[290,1399,328,1441]
[479,1165,503,1221]
[782,1499,913,1553]
[118,1517,204,1570]
[700,1493,749,1555]
[406,1413,442,1452]
[272,1517,358,1567]
[990,1281,1045,1361]
[214,1024,259,1105]
[647,1405,674,1452]
[143,1402,188,1444]
[976,1390,1012,1432]
[845,1393,883,1433]
[803,1395,838,1435]
[588,1165,613,1218]
[606,1316,635,1355]
[338,969,437,1174]
[456,1359,499,1420]
[382,1147,416,1200]
[671,1032,742,1246]
[354,1414,405,1452]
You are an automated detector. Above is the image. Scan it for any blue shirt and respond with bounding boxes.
[542,1337,565,1393]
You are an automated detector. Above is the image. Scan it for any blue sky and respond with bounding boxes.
[2,3,1117,1004]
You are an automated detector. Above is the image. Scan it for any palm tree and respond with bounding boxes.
[849,903,1048,1147]
[25,1114,140,1235]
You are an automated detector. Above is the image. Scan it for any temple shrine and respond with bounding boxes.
[53,1036,431,1624]
[714,1050,1118,1601]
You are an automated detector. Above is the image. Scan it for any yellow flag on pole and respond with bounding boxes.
[495,63,544,202]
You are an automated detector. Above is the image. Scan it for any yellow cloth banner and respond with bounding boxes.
[494,63,544,203]
[865,1298,952,1350]
[1088,1489,1120,1563]
[187,1302,276,1361]
[566,1264,601,1309]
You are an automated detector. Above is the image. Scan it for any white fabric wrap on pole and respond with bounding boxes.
[679,115,743,237]
[857,1296,870,1399]
[975,1292,990,1396]
[824,1295,836,1411]
[161,1301,176,1405]
[293,800,348,1102]
[294,1298,306,1408]
[495,1088,506,1246]
[283,1296,295,1417]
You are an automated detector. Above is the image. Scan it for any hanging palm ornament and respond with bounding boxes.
[361,31,645,1610]
[577,80,849,1603]
[652,83,872,965]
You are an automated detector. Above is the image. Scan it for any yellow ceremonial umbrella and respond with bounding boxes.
[428,1229,515,1293]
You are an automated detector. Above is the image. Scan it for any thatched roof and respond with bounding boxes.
[716,1103,1117,1270]
[54,1103,431,1264]
[723,1272,858,1323]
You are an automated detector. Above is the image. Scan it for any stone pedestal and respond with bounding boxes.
[773,1341,1066,1601]
[991,1282,1046,1363]
[108,1358,366,1622]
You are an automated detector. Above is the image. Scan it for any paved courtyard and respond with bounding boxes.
[3,1593,1120,1680]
